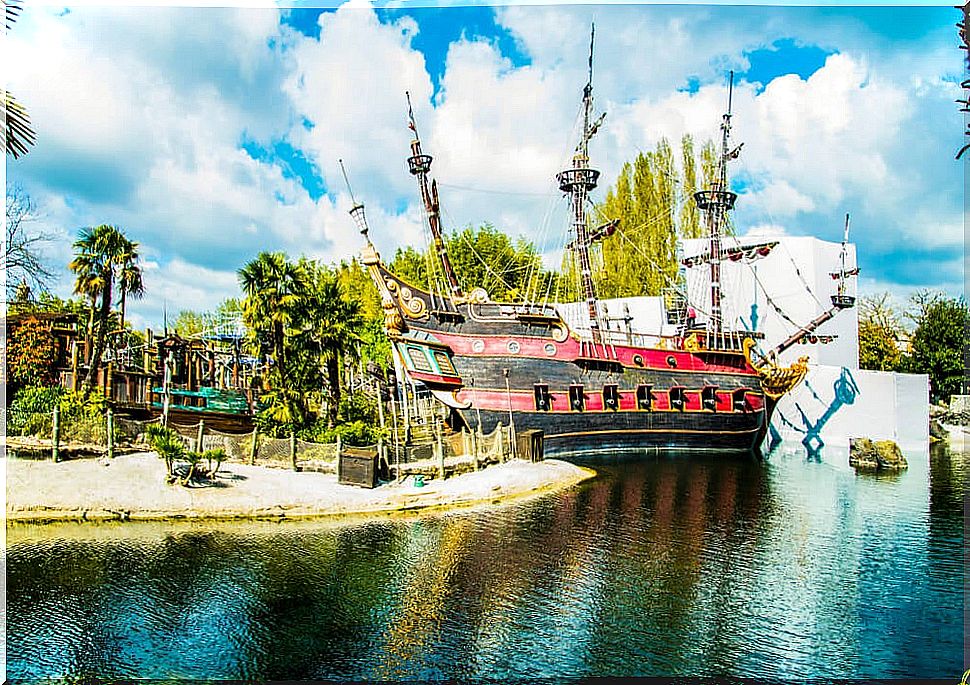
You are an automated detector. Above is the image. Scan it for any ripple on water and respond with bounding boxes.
[6,446,966,680]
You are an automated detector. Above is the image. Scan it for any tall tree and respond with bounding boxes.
[858,293,905,372]
[389,224,555,303]
[905,295,969,402]
[69,224,143,395]
[299,260,364,427]
[238,251,304,380]
[595,139,679,298]
[678,134,703,240]
[5,186,54,297]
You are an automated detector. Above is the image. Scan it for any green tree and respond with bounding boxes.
[905,295,969,402]
[68,224,144,396]
[595,139,679,298]
[336,259,390,369]
[389,224,554,303]
[679,134,703,240]
[858,293,904,371]
[590,135,722,300]
[173,310,205,337]
[298,260,364,427]
[389,245,430,290]
[238,251,304,383]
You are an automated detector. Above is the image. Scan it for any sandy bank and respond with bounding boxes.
[6,452,596,524]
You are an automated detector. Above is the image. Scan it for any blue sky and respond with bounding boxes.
[4,2,964,329]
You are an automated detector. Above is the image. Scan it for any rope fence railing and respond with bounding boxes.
[6,404,543,483]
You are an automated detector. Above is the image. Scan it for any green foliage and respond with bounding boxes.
[389,224,555,303]
[6,385,109,441]
[173,310,205,337]
[859,321,903,372]
[145,424,185,477]
[905,295,969,402]
[6,316,57,390]
[586,135,721,299]
[69,224,144,395]
[204,448,226,475]
[389,246,430,290]
[241,252,370,432]
[337,390,379,425]
[858,293,904,372]
[297,419,386,447]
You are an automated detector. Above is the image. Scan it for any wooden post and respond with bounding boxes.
[52,404,61,463]
[290,431,298,472]
[70,341,79,391]
[249,427,258,465]
[336,434,343,481]
[106,407,114,459]
[436,421,445,480]
[161,355,171,427]
[196,419,205,454]
[471,429,479,471]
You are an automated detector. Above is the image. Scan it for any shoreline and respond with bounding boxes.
[5,452,597,526]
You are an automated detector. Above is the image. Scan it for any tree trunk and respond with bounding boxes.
[83,279,113,396]
[327,354,341,428]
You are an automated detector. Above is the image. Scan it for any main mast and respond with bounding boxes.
[405,92,462,298]
[694,71,741,349]
[557,25,606,343]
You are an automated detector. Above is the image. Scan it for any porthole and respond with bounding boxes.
[633,354,644,367]
[472,339,485,353]
[507,340,521,354]
[544,343,556,356]
[666,355,677,368]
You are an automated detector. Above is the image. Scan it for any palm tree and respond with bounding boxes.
[298,262,364,427]
[238,252,305,382]
[69,224,144,395]
[5,0,35,159]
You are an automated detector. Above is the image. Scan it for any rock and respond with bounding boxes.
[849,438,908,471]
[929,419,948,441]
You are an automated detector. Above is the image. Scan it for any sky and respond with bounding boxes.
[4,0,965,330]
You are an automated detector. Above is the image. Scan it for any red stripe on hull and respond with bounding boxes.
[458,388,765,413]
[430,329,758,377]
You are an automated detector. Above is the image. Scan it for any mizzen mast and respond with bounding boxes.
[405,91,462,298]
[694,71,743,350]
[557,25,610,344]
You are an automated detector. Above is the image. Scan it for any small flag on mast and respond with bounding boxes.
[406,90,417,133]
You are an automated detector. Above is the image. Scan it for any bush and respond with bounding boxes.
[296,418,386,446]
[7,386,63,437]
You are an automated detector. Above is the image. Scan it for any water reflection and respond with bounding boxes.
[7,446,964,680]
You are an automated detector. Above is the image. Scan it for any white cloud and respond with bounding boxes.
[6,2,965,331]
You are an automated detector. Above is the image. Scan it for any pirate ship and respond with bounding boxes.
[353,34,856,456]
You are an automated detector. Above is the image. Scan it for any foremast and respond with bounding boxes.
[405,91,462,299]
[767,213,858,359]
[557,25,610,345]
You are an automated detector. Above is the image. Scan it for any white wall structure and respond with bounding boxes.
[682,236,859,368]
[556,295,675,341]
[555,235,928,451]
[771,367,929,453]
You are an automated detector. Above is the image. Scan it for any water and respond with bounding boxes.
[7,443,966,680]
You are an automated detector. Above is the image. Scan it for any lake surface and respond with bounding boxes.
[6,442,966,681]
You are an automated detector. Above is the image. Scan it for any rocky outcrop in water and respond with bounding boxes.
[849,438,908,471]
